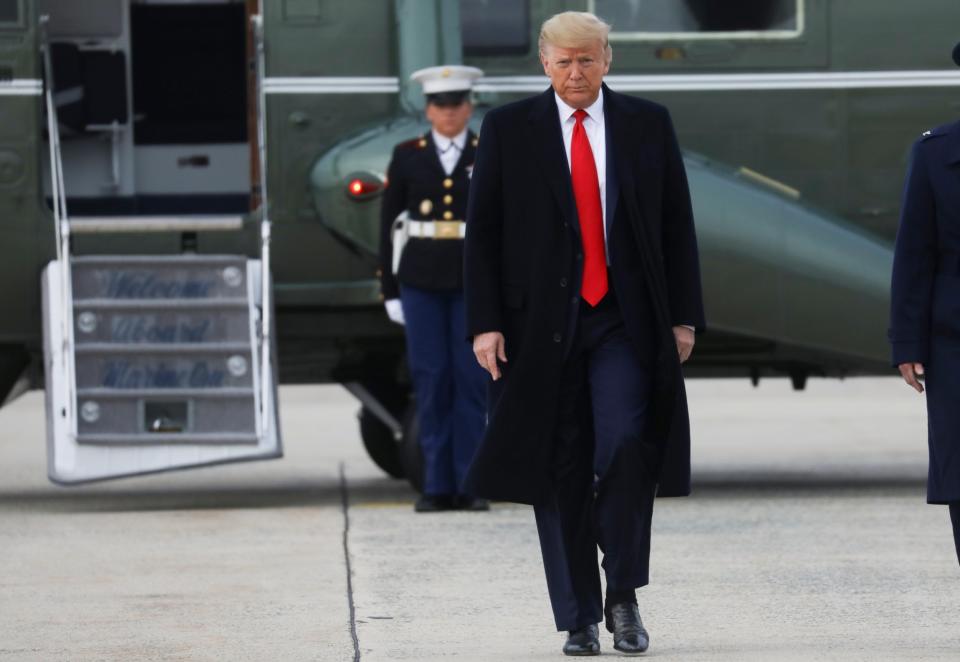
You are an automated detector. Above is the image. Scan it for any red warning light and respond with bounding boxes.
[345,173,383,199]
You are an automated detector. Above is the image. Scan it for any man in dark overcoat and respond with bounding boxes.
[463,11,705,657]
[889,41,960,569]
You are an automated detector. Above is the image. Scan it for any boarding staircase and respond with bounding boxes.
[39,16,281,483]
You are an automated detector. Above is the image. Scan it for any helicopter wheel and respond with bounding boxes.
[358,407,405,479]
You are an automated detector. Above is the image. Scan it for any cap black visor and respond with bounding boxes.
[426,91,469,107]
[954,41,960,67]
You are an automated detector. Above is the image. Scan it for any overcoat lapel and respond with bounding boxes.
[603,86,622,239]
[604,84,645,234]
[528,88,578,234]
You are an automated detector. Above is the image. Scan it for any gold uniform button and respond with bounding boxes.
[471,137,478,147]
[418,138,427,148]
[420,199,433,215]
[443,194,453,205]
[443,211,454,220]
[443,178,454,189]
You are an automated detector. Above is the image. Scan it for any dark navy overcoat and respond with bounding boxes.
[889,119,960,504]
[462,85,705,505]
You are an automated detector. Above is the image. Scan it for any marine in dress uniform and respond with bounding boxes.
[378,65,490,513]
[889,41,960,568]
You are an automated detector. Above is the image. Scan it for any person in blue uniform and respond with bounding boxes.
[889,41,960,567]
[379,65,489,513]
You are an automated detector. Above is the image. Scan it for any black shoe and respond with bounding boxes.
[414,494,454,512]
[604,602,649,655]
[456,496,490,511]
[563,624,600,656]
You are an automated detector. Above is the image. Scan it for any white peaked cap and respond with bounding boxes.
[410,65,484,95]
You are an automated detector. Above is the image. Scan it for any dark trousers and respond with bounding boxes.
[950,503,960,566]
[400,285,487,496]
[533,290,659,632]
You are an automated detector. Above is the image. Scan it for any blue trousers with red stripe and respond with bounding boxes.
[400,285,487,496]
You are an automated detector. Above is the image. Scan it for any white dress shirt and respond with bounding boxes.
[555,90,607,253]
[432,128,468,176]
[555,90,694,333]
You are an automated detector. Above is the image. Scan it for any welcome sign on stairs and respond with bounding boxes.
[42,254,281,484]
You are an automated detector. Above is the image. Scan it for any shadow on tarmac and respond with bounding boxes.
[691,473,926,495]
[0,471,926,513]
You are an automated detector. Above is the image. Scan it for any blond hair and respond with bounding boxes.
[538,11,613,63]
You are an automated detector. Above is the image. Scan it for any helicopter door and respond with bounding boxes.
[129,1,251,214]
[37,0,253,215]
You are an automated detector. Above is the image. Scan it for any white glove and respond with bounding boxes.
[385,299,405,325]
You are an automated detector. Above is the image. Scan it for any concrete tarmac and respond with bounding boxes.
[1,377,958,661]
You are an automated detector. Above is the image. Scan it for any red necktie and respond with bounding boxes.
[570,109,608,306]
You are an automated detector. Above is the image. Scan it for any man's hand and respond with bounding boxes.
[473,331,507,380]
[898,362,925,393]
[384,299,405,325]
[673,326,695,363]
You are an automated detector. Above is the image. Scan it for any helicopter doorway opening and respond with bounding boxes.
[39,0,254,216]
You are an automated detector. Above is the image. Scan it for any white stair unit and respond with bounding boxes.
[39,15,281,483]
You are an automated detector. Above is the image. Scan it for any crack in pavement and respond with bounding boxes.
[339,462,361,661]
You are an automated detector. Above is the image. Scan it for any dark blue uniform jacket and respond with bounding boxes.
[889,119,960,504]
[378,131,477,299]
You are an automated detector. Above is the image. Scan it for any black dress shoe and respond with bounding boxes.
[456,496,490,511]
[604,602,649,655]
[414,494,454,512]
[563,623,600,656]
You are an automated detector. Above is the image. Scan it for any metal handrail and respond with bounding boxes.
[40,15,78,440]
[252,13,273,437]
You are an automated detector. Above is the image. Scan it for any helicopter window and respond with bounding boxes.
[591,0,801,39]
[0,0,19,24]
[461,0,530,56]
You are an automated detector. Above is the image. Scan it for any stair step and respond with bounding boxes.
[76,388,257,437]
[76,387,255,399]
[74,342,252,354]
[72,254,247,266]
[74,298,249,310]
[70,216,244,234]
[75,352,254,390]
[72,300,253,346]
[76,432,260,446]
[70,255,249,301]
